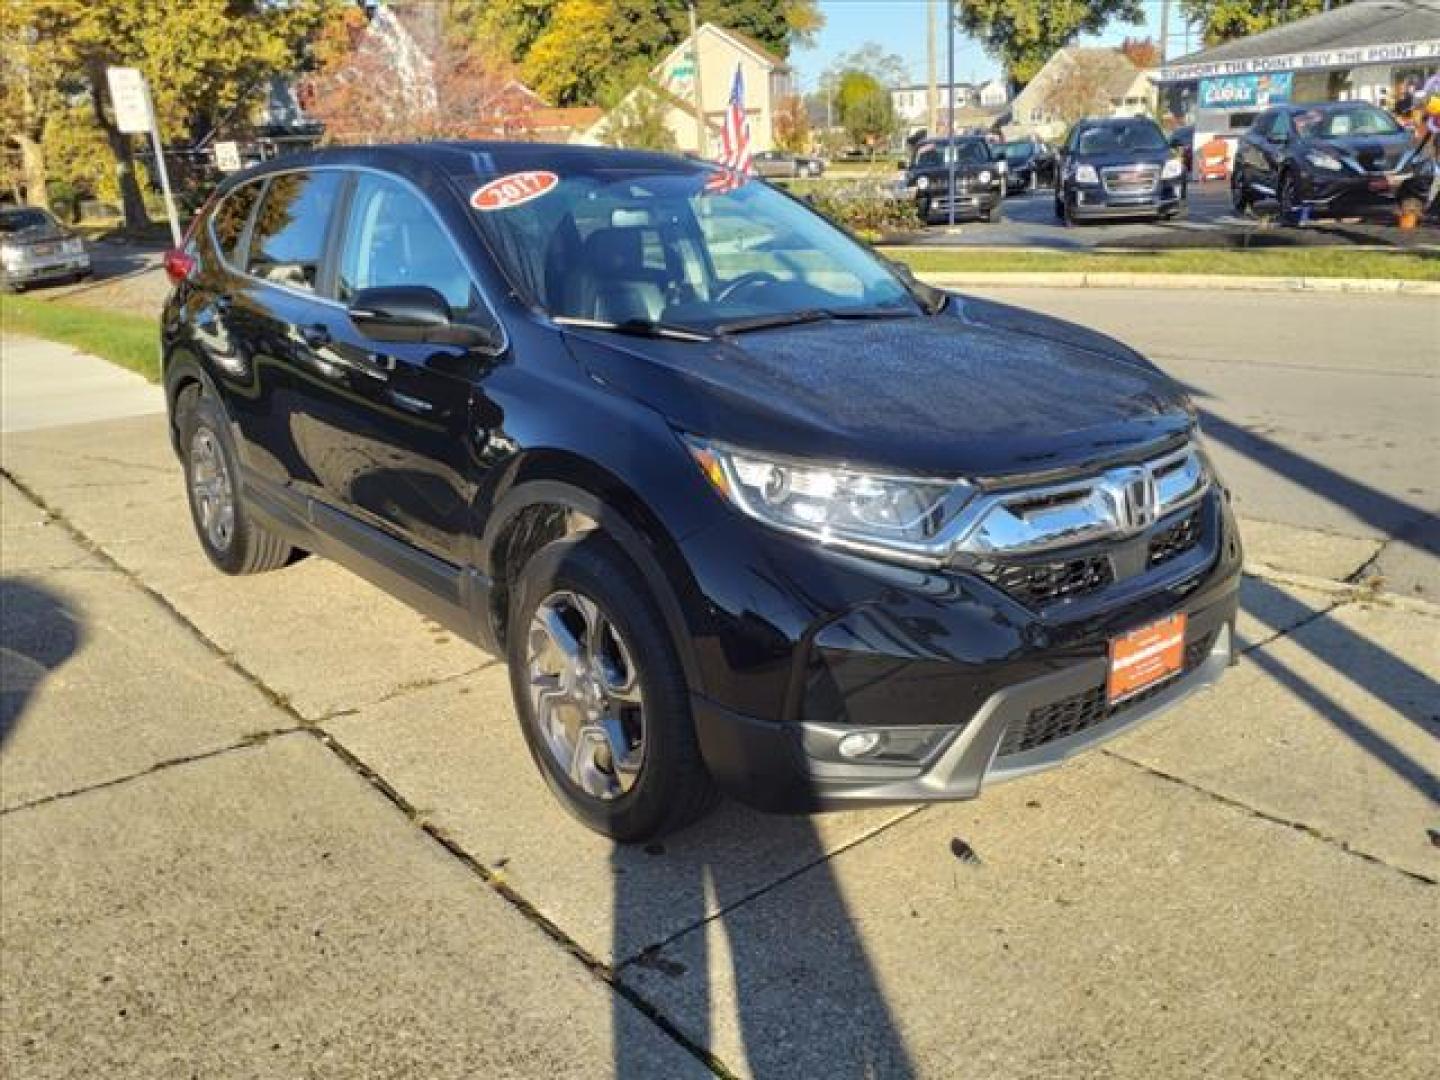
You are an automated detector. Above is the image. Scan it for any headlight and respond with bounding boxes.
[62,237,84,255]
[685,437,971,563]
[916,175,930,191]
[997,161,1008,175]
[1,244,20,266]
[1305,151,1344,172]
[1074,164,1099,184]
[978,169,991,184]
[1161,158,1183,179]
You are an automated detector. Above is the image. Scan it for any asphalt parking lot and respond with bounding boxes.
[2,287,1437,1077]
[895,180,1440,250]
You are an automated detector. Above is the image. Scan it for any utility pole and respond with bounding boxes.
[947,0,957,226]
[1159,0,1171,65]
[927,0,938,134]
[688,2,707,156]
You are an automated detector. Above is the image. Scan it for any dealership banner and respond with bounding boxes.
[1198,72,1294,109]
[1162,38,1440,82]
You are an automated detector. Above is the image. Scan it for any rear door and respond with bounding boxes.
[222,168,349,498]
[315,170,503,564]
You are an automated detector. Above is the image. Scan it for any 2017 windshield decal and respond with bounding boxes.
[471,171,559,211]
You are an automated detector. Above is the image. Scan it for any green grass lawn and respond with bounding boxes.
[1,295,161,381]
[881,246,1440,281]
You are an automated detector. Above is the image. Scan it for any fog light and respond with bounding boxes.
[838,731,884,759]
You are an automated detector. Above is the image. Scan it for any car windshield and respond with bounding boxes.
[1294,105,1401,139]
[914,141,992,168]
[1001,142,1033,161]
[1076,121,1168,155]
[1,209,58,233]
[467,166,919,334]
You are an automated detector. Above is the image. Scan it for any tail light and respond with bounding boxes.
[164,247,197,285]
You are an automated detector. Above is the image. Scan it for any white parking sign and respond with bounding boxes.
[106,67,152,134]
[215,141,242,173]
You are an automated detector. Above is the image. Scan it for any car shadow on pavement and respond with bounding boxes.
[1192,404,1440,574]
[0,578,83,746]
[1242,577,1440,803]
[610,810,917,1079]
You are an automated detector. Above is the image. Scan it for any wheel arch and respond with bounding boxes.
[478,452,709,696]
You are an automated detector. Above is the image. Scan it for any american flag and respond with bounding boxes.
[717,63,752,174]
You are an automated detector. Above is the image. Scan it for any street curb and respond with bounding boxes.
[1242,561,1440,617]
[917,271,1440,295]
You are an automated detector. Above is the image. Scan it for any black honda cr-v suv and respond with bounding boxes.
[162,144,1241,840]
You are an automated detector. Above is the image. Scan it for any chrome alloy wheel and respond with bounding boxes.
[526,591,645,800]
[189,428,235,552]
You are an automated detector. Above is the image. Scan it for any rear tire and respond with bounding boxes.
[508,532,718,841]
[177,386,293,575]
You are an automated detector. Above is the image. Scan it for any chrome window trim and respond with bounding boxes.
[207,163,510,356]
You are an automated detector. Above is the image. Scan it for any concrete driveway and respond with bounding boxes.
[1,316,1436,1077]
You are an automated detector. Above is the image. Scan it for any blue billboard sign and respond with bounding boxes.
[1198,72,1294,110]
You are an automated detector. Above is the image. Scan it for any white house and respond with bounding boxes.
[1007,48,1154,140]
[582,23,794,153]
[979,77,1010,108]
[890,82,978,130]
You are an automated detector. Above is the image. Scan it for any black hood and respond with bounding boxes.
[564,296,1193,479]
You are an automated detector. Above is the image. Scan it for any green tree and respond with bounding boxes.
[11,0,329,228]
[514,0,822,105]
[837,71,897,157]
[956,0,1143,85]
[1180,0,1344,47]
[1,10,68,209]
[601,83,680,150]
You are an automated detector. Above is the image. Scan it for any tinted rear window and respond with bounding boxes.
[246,171,345,293]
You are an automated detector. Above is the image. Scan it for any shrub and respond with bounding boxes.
[804,181,920,238]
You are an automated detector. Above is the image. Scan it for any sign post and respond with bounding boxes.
[106,67,183,246]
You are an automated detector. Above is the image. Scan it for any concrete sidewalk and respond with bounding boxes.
[3,420,1437,1079]
[2,347,1437,1076]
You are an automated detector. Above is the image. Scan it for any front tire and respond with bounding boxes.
[508,533,718,841]
[177,386,293,575]
[1278,170,1303,225]
[1231,171,1253,216]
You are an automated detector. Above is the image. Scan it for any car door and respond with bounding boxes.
[221,168,350,499]
[314,169,504,565]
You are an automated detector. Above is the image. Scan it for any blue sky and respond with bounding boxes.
[790,0,1189,89]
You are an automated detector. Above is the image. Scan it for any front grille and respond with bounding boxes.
[1102,164,1159,195]
[976,555,1113,607]
[1148,510,1202,567]
[997,630,1218,757]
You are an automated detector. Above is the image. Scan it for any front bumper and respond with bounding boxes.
[1297,170,1410,214]
[920,188,1003,220]
[1068,180,1184,219]
[2,252,90,285]
[685,486,1242,812]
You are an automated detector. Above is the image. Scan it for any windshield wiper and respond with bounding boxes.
[714,305,920,336]
[713,309,832,335]
[553,316,713,342]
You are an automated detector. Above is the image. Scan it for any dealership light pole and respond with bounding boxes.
[947,0,957,226]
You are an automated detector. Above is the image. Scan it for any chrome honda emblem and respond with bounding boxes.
[1103,465,1159,534]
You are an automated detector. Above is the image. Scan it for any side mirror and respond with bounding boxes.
[348,286,502,352]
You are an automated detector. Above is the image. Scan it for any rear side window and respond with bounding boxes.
[246,171,344,293]
[209,181,262,265]
[335,173,478,313]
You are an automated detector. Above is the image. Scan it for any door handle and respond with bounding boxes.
[300,323,331,349]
